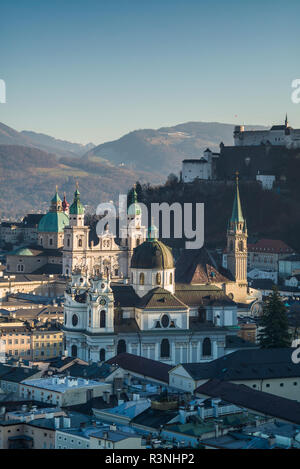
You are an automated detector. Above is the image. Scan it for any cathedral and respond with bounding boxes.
[6,186,146,279]
[62,177,258,365]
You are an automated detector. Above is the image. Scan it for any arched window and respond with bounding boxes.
[202,337,212,357]
[161,339,170,358]
[71,345,77,358]
[156,273,161,285]
[72,314,78,327]
[64,313,67,325]
[49,238,53,246]
[139,273,144,285]
[100,349,106,361]
[88,309,91,327]
[239,241,243,251]
[169,273,173,284]
[66,268,69,276]
[100,310,106,328]
[78,239,82,247]
[117,340,126,355]
[67,238,70,247]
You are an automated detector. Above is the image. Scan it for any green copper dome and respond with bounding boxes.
[38,211,69,233]
[38,189,69,233]
[70,188,85,215]
[131,239,174,269]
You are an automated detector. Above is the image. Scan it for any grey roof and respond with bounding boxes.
[106,353,172,383]
[131,407,178,429]
[196,379,300,425]
[180,348,300,381]
[0,366,40,383]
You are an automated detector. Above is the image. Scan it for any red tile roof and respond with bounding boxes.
[248,239,294,254]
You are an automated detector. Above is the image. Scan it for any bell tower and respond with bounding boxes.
[226,172,248,287]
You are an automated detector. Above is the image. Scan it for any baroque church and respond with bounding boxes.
[63,177,259,365]
[6,185,146,279]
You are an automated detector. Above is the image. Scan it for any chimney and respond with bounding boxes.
[198,404,205,420]
[214,422,220,439]
[268,434,276,448]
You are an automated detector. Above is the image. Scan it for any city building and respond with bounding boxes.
[182,148,219,183]
[233,115,300,149]
[20,375,111,406]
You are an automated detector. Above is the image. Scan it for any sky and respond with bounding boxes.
[1,0,300,144]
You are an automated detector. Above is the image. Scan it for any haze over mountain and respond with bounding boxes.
[0,123,95,159]
[85,122,267,175]
[0,120,267,219]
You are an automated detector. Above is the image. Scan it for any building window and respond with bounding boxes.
[117,339,126,355]
[49,238,53,246]
[78,239,82,247]
[100,349,106,361]
[156,273,161,285]
[202,337,212,357]
[160,339,170,358]
[139,273,145,285]
[169,273,173,284]
[161,314,170,328]
[100,310,106,328]
[71,345,77,358]
[72,314,78,327]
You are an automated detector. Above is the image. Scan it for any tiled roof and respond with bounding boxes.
[196,379,300,425]
[138,287,188,310]
[106,353,172,383]
[175,247,232,285]
[248,239,294,254]
[175,283,235,307]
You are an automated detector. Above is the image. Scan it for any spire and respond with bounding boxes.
[128,184,141,216]
[285,113,288,127]
[230,171,244,225]
[62,192,69,212]
[50,187,62,212]
[147,217,158,241]
[69,183,85,215]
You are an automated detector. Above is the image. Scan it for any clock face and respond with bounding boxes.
[100,298,106,306]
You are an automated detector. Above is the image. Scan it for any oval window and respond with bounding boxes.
[72,314,78,327]
[161,315,170,328]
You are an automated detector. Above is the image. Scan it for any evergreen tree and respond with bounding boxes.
[258,287,291,348]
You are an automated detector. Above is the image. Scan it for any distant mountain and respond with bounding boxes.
[0,122,95,159]
[0,122,33,147]
[85,122,267,176]
[21,130,95,158]
[0,144,152,219]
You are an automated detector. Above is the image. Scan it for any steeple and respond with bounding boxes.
[62,192,70,213]
[128,184,141,217]
[147,218,158,241]
[69,183,85,215]
[230,172,244,224]
[226,171,248,288]
[50,186,62,212]
[285,113,288,128]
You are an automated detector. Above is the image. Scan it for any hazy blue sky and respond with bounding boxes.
[1,0,300,144]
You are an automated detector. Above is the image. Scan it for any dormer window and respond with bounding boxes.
[139,273,145,285]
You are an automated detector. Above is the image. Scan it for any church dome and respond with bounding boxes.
[131,239,174,270]
[38,211,69,233]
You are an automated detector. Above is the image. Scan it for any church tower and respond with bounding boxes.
[226,172,248,288]
[63,184,89,276]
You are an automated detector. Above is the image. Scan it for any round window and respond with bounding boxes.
[161,315,170,328]
[72,314,78,327]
